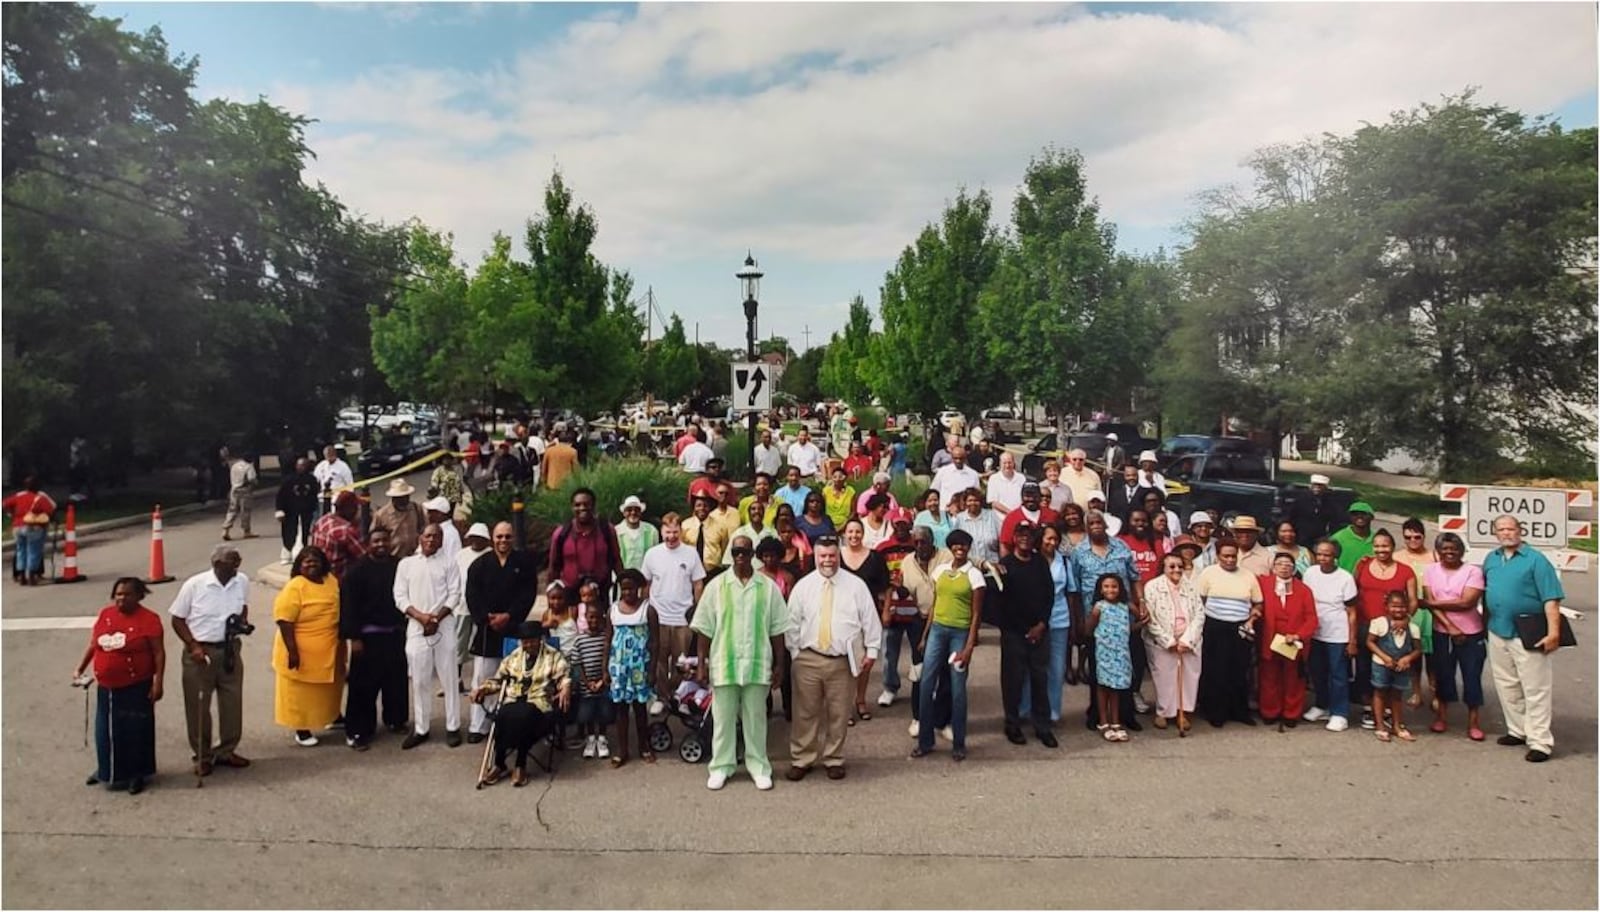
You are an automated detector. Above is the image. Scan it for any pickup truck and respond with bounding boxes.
[978,407,1027,444]
[1162,450,1356,530]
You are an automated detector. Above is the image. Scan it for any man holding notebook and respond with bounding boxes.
[1482,514,1566,763]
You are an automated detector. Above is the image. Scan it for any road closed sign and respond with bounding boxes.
[1463,487,1568,548]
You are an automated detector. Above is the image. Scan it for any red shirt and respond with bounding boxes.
[1000,506,1059,551]
[1354,558,1416,624]
[310,513,368,580]
[91,605,163,689]
[842,455,874,479]
[673,432,698,458]
[1118,533,1165,583]
[1257,576,1318,659]
[864,435,883,462]
[550,522,619,590]
[2,490,55,528]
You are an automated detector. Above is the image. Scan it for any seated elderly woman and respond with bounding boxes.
[473,620,572,787]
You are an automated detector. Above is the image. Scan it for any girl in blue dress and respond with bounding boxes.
[607,569,656,767]
[1091,573,1141,742]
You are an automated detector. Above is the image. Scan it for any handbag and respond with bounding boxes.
[1513,614,1576,650]
[20,495,50,526]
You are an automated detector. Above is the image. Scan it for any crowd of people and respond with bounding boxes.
[68,417,1573,797]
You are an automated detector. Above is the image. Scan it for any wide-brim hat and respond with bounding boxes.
[465,522,491,541]
[1231,515,1260,531]
[1173,535,1202,554]
[513,621,546,641]
[620,495,646,514]
[385,479,415,498]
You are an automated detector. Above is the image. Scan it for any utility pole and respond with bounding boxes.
[644,286,654,418]
[801,324,811,352]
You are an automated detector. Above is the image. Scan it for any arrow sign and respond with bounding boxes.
[731,362,772,413]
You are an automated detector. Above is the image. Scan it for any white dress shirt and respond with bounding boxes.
[931,463,981,512]
[753,443,784,477]
[168,569,250,642]
[438,520,462,564]
[392,550,461,637]
[786,569,883,661]
[786,441,823,477]
[1137,470,1167,492]
[985,470,1026,514]
[454,546,490,610]
[313,458,354,493]
[679,440,714,474]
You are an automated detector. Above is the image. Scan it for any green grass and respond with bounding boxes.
[2,486,205,542]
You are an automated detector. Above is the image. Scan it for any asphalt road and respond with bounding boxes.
[3,473,1596,909]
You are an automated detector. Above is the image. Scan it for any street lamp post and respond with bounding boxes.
[737,252,764,481]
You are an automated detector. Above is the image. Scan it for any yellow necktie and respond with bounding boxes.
[818,578,835,653]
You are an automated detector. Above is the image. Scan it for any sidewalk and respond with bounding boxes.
[1280,459,1436,494]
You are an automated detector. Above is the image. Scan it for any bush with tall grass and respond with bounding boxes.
[468,458,690,548]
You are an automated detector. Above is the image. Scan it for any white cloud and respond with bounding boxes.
[267,1,1594,274]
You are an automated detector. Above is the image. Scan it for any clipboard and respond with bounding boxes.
[1514,614,1576,650]
[846,635,867,677]
[1269,633,1301,660]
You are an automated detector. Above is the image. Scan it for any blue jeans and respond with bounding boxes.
[881,616,926,695]
[1432,632,1487,707]
[917,623,969,751]
[14,525,45,576]
[1309,640,1351,719]
[1020,626,1070,722]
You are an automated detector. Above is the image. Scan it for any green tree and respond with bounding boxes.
[643,313,698,403]
[370,224,475,407]
[869,189,1009,428]
[781,343,826,403]
[1326,95,1597,477]
[818,295,875,404]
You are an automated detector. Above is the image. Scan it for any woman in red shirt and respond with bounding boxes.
[3,475,56,585]
[1257,552,1318,726]
[1351,530,1417,728]
[74,577,166,794]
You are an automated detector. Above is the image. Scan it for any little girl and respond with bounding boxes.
[540,581,576,655]
[1090,574,1140,742]
[570,592,613,759]
[1367,591,1422,743]
[608,569,655,767]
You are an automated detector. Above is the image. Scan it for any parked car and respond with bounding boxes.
[1162,450,1356,531]
[356,433,441,477]
[979,406,1027,444]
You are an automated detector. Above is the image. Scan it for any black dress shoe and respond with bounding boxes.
[127,777,146,795]
[1233,716,1258,727]
[1496,734,1526,746]
[85,773,101,787]
[785,765,810,781]
[1525,749,1551,763]
[1124,718,1143,732]
[387,722,409,734]
[401,732,428,750]
[1037,731,1059,749]
[445,729,463,748]
[467,732,486,744]
[1005,728,1027,745]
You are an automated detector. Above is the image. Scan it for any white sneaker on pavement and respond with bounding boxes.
[596,736,611,759]
[1326,716,1350,732]
[877,689,896,707]
[937,726,954,742]
[707,771,728,790]
[582,735,597,759]
[1303,706,1329,722]
[1133,693,1152,715]
[753,774,774,791]
[907,720,920,738]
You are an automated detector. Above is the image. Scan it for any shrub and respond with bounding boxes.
[467,458,690,549]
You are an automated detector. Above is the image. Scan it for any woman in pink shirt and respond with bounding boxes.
[1421,532,1486,740]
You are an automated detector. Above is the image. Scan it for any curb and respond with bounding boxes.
[1,486,279,557]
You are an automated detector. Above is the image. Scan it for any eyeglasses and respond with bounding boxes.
[814,535,840,547]
[730,547,754,557]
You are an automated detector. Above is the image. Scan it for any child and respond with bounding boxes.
[1367,590,1421,742]
[608,569,656,767]
[1090,573,1140,742]
[673,655,713,714]
[540,581,576,654]
[570,594,613,759]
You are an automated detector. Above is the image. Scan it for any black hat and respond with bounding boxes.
[513,620,546,641]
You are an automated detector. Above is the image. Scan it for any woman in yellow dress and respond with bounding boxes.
[273,545,345,747]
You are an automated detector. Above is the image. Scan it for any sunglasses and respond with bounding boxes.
[814,535,840,547]
[730,547,754,557]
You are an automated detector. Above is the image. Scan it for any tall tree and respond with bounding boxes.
[643,313,698,403]
[370,224,475,407]
[869,189,1009,426]
[818,295,875,404]
[781,343,826,404]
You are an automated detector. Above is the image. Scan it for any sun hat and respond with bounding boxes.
[465,522,491,541]
[385,479,415,498]
[619,495,646,514]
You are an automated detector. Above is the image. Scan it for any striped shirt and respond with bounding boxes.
[570,631,610,683]
[1195,565,1263,622]
[689,570,789,687]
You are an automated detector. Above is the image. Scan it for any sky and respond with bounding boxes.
[96,1,1599,352]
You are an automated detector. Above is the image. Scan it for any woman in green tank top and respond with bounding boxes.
[912,529,986,761]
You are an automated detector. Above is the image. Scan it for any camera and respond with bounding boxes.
[225,615,255,637]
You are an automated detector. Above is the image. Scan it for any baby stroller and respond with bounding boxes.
[646,655,718,763]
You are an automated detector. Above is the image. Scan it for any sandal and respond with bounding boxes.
[1113,726,1130,742]
[1429,719,1447,733]
[1467,727,1485,742]
[1376,730,1392,743]
[1102,726,1119,742]
[855,702,873,722]
[610,755,626,769]
[1395,727,1416,742]
[1406,693,1423,709]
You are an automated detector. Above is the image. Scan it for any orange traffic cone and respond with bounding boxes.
[53,504,87,584]
[146,504,175,584]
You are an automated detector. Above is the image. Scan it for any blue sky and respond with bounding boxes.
[97,2,1598,351]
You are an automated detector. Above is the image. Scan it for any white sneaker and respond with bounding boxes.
[596,736,611,759]
[1132,693,1152,715]
[937,726,954,742]
[648,699,666,716]
[753,774,774,791]
[294,732,319,747]
[1326,715,1350,732]
[706,771,728,790]
[582,735,597,759]
[907,720,921,738]
[877,689,896,707]
[1303,706,1329,722]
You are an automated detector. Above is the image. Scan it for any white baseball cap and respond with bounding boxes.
[1106,432,1119,441]
[1310,473,1331,486]
[423,496,451,514]
[1188,511,1215,526]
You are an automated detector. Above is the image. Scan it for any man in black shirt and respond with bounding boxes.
[464,521,540,743]
[340,528,406,750]
[275,457,319,565]
[997,522,1058,748]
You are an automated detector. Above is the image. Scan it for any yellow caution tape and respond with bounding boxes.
[333,447,453,494]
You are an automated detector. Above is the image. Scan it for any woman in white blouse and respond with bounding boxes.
[1143,552,1204,732]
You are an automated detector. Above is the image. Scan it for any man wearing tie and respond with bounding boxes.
[784,535,884,781]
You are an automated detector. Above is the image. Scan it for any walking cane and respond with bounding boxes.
[475,677,510,789]
[1175,647,1187,739]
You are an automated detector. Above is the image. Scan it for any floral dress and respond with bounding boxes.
[607,602,653,704]
[1094,600,1134,690]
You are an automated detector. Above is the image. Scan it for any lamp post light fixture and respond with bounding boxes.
[736,251,764,480]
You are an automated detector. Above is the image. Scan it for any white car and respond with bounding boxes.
[937,410,966,430]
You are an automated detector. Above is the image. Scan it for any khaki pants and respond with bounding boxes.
[653,624,694,701]
[181,642,245,762]
[1487,632,1554,753]
[789,650,853,769]
[222,487,252,534]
